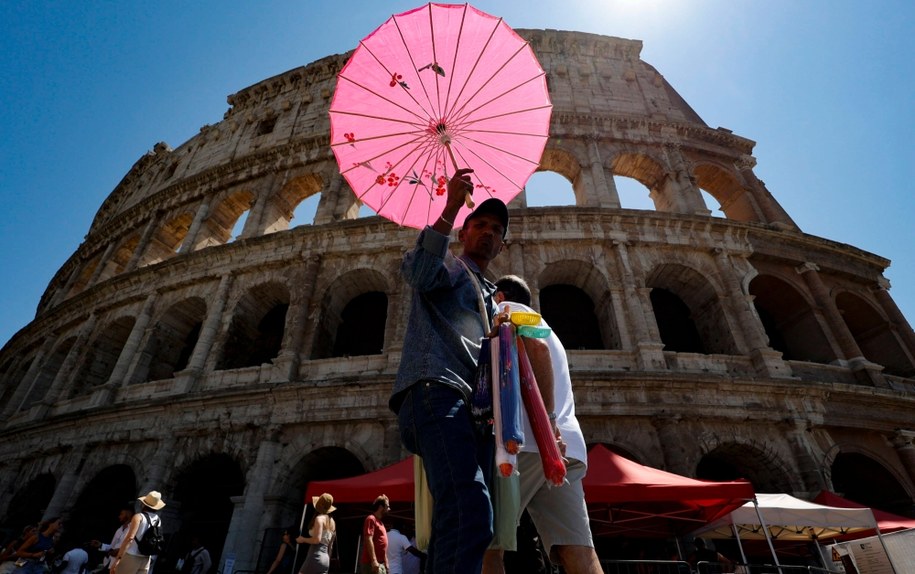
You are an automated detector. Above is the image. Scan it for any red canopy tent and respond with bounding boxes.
[304,446,755,538]
[583,444,756,538]
[813,490,915,535]
[305,457,415,503]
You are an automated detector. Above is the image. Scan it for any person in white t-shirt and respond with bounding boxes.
[483,275,602,574]
[91,506,134,571]
[383,523,422,574]
[58,544,90,574]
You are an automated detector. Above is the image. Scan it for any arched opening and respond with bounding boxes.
[331,292,388,357]
[66,465,137,550]
[311,271,390,360]
[699,189,725,218]
[0,356,34,412]
[749,275,835,363]
[613,175,655,210]
[696,443,792,493]
[836,292,915,377]
[72,316,136,396]
[266,173,323,231]
[540,285,604,350]
[193,190,256,249]
[66,258,101,298]
[218,283,290,370]
[831,452,914,517]
[131,298,206,383]
[21,336,75,410]
[650,288,704,353]
[647,264,737,355]
[1,473,56,537]
[524,170,577,207]
[171,454,246,571]
[96,233,141,283]
[140,212,194,267]
[694,163,761,222]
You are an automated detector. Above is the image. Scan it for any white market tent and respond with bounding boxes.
[691,493,899,573]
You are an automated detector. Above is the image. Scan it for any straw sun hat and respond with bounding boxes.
[312,493,336,514]
[138,490,166,510]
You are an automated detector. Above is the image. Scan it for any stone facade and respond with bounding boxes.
[1,29,914,571]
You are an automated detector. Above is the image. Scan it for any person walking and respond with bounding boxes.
[296,494,336,574]
[357,495,389,574]
[111,491,165,574]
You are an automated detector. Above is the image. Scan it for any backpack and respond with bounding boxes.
[135,512,165,556]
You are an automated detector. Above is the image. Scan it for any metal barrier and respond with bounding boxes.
[600,559,691,573]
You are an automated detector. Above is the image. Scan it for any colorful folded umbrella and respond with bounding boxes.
[516,336,566,486]
[498,323,523,455]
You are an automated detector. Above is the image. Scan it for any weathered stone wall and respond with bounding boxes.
[1,29,914,571]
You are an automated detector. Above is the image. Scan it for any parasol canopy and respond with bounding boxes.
[329,2,552,229]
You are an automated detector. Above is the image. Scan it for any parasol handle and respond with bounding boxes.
[444,142,474,209]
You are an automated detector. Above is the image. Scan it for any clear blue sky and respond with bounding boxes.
[1,1,913,347]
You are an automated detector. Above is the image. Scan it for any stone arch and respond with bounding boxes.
[611,151,667,211]
[131,297,207,383]
[537,146,584,206]
[267,172,324,232]
[218,282,290,370]
[749,274,836,364]
[835,291,915,377]
[140,211,195,267]
[831,451,914,516]
[539,259,617,350]
[20,335,76,410]
[170,453,246,568]
[194,189,257,249]
[311,269,391,360]
[71,315,136,396]
[1,472,56,533]
[646,262,738,355]
[66,257,101,298]
[96,232,141,283]
[0,353,36,412]
[65,464,137,548]
[693,162,762,222]
[696,441,794,493]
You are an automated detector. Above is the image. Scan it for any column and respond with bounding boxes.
[872,278,915,358]
[178,197,212,255]
[240,174,277,239]
[315,173,346,225]
[735,155,798,229]
[220,432,282,573]
[662,142,706,214]
[105,294,157,391]
[588,139,620,208]
[276,256,321,381]
[125,213,161,272]
[610,240,666,370]
[796,263,887,387]
[86,243,116,287]
[176,275,233,392]
[892,431,915,486]
[43,468,80,521]
[713,249,791,378]
[652,418,692,477]
[40,315,99,411]
[1,338,55,418]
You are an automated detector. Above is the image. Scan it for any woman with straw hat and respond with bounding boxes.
[295,493,336,574]
[112,491,165,574]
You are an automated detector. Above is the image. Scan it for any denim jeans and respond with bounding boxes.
[398,381,494,574]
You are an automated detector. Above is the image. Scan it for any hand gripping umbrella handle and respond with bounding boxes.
[444,141,474,209]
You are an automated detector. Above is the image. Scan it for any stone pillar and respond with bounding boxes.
[43,470,80,521]
[1,338,55,418]
[276,256,321,381]
[108,294,157,390]
[872,278,915,358]
[125,213,162,272]
[652,418,692,476]
[662,142,707,215]
[315,173,346,225]
[712,249,791,378]
[736,155,798,229]
[86,243,116,287]
[139,441,175,496]
[179,197,212,255]
[784,422,828,497]
[40,315,99,411]
[609,240,666,370]
[221,432,282,573]
[796,263,887,387]
[587,139,620,208]
[241,174,277,239]
[892,431,915,486]
[176,275,233,392]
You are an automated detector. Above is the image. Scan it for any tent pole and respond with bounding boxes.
[874,524,899,574]
[751,497,783,574]
[292,503,307,574]
[730,521,748,566]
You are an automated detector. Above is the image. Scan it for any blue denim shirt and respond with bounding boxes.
[390,225,496,413]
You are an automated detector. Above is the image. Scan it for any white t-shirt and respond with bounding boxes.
[402,536,421,574]
[495,301,588,465]
[385,529,412,574]
[59,548,89,574]
[125,512,160,556]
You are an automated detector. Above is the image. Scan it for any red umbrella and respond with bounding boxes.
[329,3,552,229]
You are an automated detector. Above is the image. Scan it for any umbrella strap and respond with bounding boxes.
[456,258,492,333]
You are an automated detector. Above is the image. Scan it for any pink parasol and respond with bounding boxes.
[329,3,552,229]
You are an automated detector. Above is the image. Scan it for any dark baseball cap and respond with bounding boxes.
[463,198,509,236]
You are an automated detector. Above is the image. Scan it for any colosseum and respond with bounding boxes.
[1,27,914,572]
